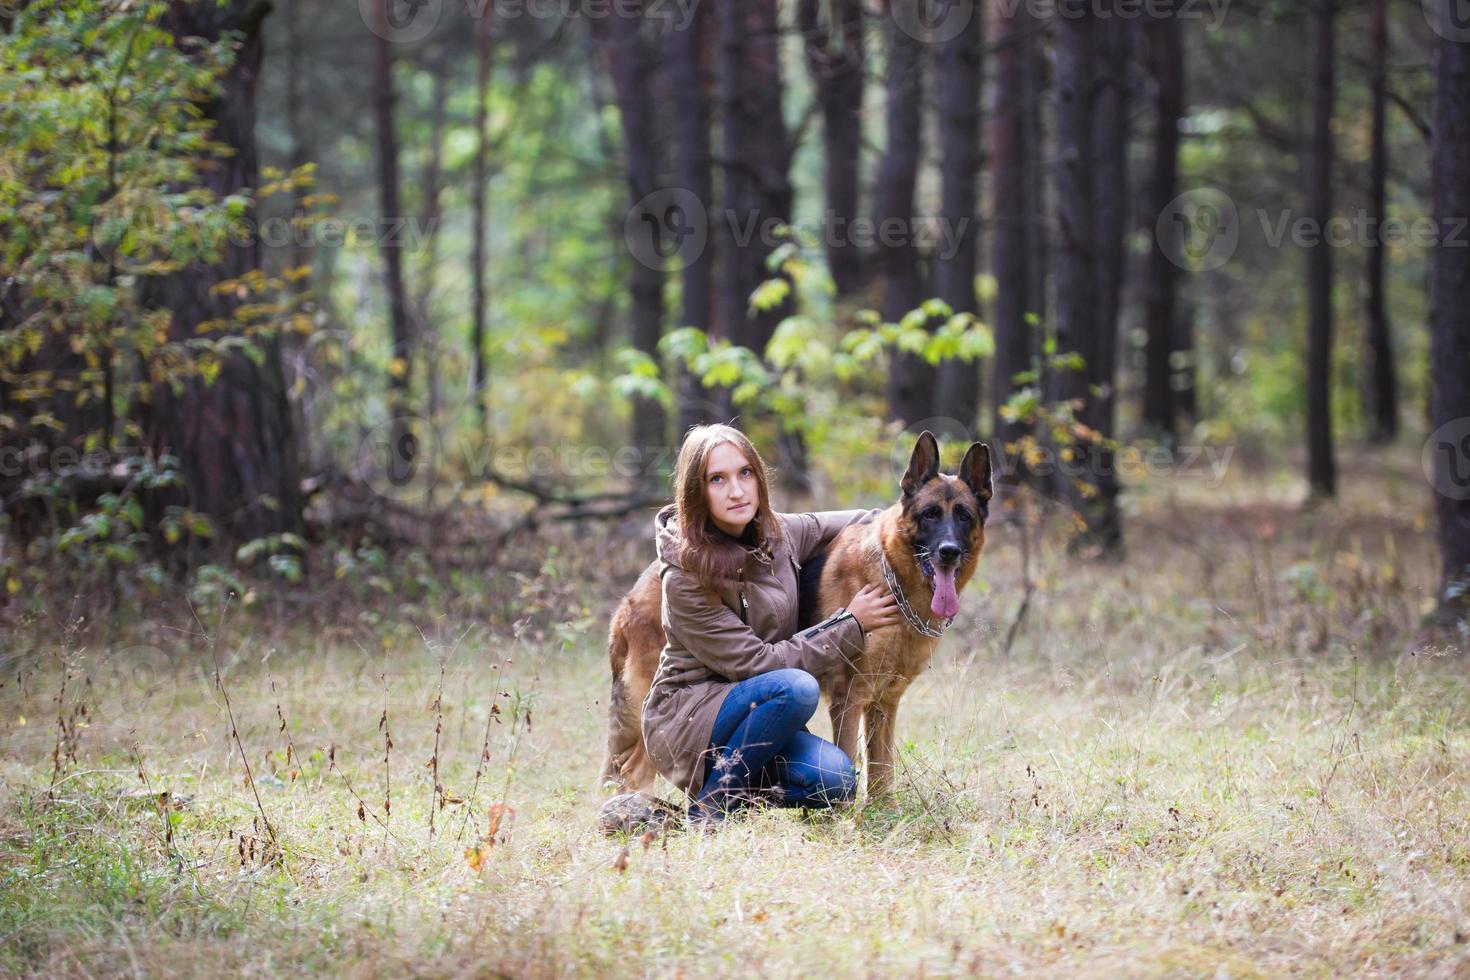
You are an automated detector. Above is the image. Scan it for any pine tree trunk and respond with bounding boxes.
[417,61,447,427]
[742,0,794,357]
[715,2,808,488]
[1365,0,1398,444]
[603,0,668,469]
[140,0,302,545]
[990,0,1036,478]
[470,16,493,428]
[879,13,930,425]
[1428,0,1470,623]
[1306,0,1337,497]
[1143,11,1182,442]
[370,4,414,475]
[1050,0,1101,535]
[1083,1,1127,555]
[715,1,751,355]
[934,0,983,432]
[798,0,865,299]
[668,1,718,435]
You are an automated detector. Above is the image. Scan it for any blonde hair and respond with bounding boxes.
[671,423,783,591]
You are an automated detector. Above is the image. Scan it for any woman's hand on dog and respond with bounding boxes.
[848,583,901,632]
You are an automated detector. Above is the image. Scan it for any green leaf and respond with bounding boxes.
[748,277,790,314]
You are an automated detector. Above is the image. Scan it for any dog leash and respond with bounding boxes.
[868,536,954,638]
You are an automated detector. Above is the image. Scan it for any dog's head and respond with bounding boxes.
[897,431,993,619]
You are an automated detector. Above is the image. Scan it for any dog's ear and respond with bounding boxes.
[960,442,993,504]
[901,430,941,497]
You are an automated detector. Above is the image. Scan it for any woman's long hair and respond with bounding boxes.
[672,424,784,593]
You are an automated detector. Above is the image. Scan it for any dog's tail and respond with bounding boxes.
[599,610,655,793]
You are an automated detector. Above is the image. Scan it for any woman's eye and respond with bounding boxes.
[741,467,752,476]
[710,475,721,484]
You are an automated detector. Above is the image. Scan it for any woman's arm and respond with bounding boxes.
[789,508,884,564]
[661,568,864,682]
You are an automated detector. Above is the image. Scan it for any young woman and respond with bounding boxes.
[640,424,900,825]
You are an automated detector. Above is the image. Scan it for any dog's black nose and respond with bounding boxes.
[937,543,962,564]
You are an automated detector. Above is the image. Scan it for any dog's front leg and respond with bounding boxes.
[827,676,864,775]
[864,699,901,797]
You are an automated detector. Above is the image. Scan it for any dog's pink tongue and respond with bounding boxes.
[931,566,960,619]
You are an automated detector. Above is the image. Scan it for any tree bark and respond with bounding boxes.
[667,0,718,435]
[370,2,415,476]
[1428,0,1470,622]
[798,0,865,299]
[1083,1,1127,554]
[879,11,930,425]
[140,0,302,545]
[934,0,983,431]
[738,0,795,357]
[715,2,752,354]
[470,14,493,428]
[1306,0,1336,497]
[417,58,447,427]
[1364,0,1398,443]
[603,0,668,468]
[1049,0,1108,547]
[714,2,808,488]
[1142,11,1183,442]
[989,0,1036,477]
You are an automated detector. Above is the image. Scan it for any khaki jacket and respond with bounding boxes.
[641,503,881,798]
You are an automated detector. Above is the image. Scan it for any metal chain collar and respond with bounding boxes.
[872,539,953,638]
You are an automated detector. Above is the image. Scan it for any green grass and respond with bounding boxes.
[2,449,1468,976]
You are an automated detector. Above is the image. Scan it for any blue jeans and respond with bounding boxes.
[694,668,856,811]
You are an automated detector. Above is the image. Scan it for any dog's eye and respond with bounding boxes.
[955,508,971,524]
[921,507,941,523]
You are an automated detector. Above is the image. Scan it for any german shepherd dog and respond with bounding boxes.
[601,432,992,798]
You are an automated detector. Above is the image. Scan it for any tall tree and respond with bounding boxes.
[370,0,415,478]
[715,1,808,486]
[1082,1,1128,552]
[1428,0,1470,623]
[141,0,302,543]
[1364,0,1398,443]
[1142,11,1183,442]
[798,0,865,298]
[1305,0,1337,497]
[879,11,930,425]
[667,1,718,434]
[603,0,668,464]
[1049,0,1116,552]
[417,54,448,427]
[989,0,1038,475]
[934,0,984,431]
[470,12,493,428]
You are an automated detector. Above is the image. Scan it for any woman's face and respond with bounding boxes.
[703,441,758,537]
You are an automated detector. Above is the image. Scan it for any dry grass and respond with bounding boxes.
[2,447,1468,978]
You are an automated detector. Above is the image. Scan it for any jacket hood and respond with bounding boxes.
[654,504,683,569]
[654,503,778,579]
